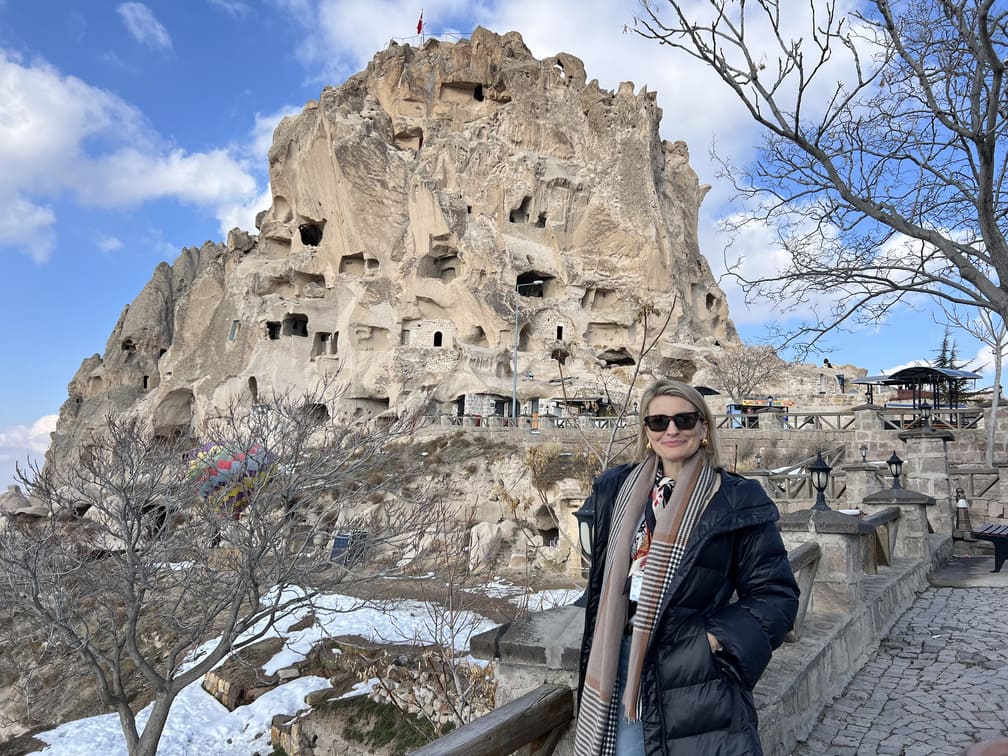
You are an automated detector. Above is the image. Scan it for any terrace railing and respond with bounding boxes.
[713,410,855,430]
[784,541,821,642]
[410,684,572,756]
[861,506,901,569]
[876,407,985,430]
[764,445,848,504]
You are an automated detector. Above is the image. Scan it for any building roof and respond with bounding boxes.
[851,366,982,385]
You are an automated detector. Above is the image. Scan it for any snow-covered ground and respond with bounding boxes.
[475,577,582,610]
[29,588,575,755]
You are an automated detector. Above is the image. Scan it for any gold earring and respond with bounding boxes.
[700,438,709,448]
[646,441,652,451]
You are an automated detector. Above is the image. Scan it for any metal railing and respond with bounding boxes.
[784,411,856,430]
[411,407,995,436]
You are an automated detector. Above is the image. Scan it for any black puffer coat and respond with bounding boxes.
[577,464,799,755]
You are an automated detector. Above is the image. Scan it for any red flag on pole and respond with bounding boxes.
[417,10,423,34]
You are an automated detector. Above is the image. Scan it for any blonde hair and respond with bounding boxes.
[634,379,721,467]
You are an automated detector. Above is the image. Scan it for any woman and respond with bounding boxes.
[575,379,799,755]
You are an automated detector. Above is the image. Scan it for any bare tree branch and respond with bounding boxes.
[0,386,430,755]
[635,0,1008,355]
[706,343,786,404]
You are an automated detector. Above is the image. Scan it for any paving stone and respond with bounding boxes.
[790,587,1008,755]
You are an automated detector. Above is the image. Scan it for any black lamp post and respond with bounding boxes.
[887,451,904,489]
[573,497,595,572]
[572,496,596,606]
[809,451,832,511]
[920,401,932,428]
[859,443,868,462]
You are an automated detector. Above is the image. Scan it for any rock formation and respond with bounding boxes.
[46,27,738,473]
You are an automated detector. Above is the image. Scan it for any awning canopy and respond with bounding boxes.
[852,366,982,385]
[851,365,982,407]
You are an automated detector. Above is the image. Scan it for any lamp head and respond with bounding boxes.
[809,451,832,510]
[809,451,831,493]
[573,497,596,561]
[887,451,903,488]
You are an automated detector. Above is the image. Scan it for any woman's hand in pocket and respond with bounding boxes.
[706,631,722,654]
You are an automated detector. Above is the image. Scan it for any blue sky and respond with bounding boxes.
[0,1,986,486]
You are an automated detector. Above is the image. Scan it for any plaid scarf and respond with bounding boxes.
[574,452,717,756]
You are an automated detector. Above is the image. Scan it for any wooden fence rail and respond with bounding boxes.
[862,506,901,568]
[785,541,821,643]
[409,684,573,756]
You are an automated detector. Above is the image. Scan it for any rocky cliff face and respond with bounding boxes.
[47,27,737,468]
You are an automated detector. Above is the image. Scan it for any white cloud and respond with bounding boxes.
[116,3,173,51]
[208,0,252,17]
[84,147,257,206]
[0,196,56,262]
[249,105,304,161]
[0,51,147,192]
[217,184,273,237]
[0,414,57,487]
[705,216,838,327]
[881,358,930,375]
[97,235,124,253]
[0,49,261,261]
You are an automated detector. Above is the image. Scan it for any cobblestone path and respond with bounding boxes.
[793,587,1008,755]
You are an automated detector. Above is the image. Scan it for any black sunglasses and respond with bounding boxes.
[643,412,701,432]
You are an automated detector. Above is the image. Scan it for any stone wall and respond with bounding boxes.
[755,536,952,755]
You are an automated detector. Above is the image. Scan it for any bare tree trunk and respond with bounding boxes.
[115,702,141,755]
[132,695,174,756]
[987,339,1003,467]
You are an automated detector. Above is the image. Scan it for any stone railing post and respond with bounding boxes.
[861,485,935,559]
[778,509,875,613]
[760,411,788,430]
[898,426,955,533]
[840,462,884,508]
[471,605,582,756]
[852,404,882,431]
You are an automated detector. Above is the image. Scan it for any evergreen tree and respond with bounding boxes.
[931,328,972,406]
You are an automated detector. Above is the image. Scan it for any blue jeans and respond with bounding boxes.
[614,632,645,755]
